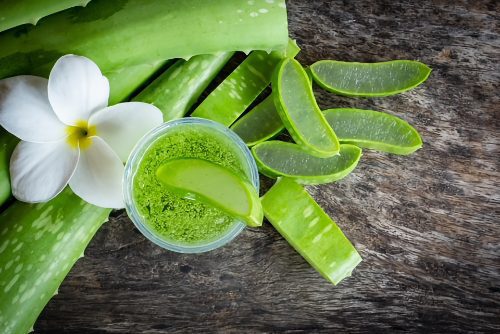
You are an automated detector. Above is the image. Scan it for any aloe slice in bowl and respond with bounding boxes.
[261,178,362,285]
[156,158,263,227]
[310,60,431,97]
[230,96,285,146]
[323,108,423,155]
[272,58,340,157]
[252,141,361,185]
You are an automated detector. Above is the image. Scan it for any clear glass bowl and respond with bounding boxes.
[123,118,259,253]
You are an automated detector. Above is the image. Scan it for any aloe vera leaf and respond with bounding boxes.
[156,159,263,227]
[0,188,111,334]
[252,141,361,185]
[0,0,91,32]
[261,178,362,285]
[0,130,17,206]
[310,60,431,97]
[230,96,285,146]
[107,60,172,106]
[191,40,300,126]
[0,0,289,80]
[272,58,340,157]
[134,53,234,121]
[323,108,423,155]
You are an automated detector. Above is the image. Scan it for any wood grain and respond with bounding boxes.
[36,0,499,332]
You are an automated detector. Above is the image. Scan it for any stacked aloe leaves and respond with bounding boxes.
[0,0,430,332]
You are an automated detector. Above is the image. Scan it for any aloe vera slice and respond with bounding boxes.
[252,141,361,184]
[156,159,263,227]
[134,53,233,121]
[261,178,362,285]
[272,58,339,157]
[0,188,111,334]
[310,60,431,97]
[323,108,423,155]
[230,96,285,146]
[191,40,300,126]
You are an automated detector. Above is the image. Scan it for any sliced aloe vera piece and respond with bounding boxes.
[191,39,300,126]
[156,159,263,227]
[261,178,362,285]
[252,141,361,185]
[310,60,431,97]
[272,58,339,157]
[230,96,285,146]
[323,108,423,155]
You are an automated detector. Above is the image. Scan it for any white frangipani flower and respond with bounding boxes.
[0,55,163,208]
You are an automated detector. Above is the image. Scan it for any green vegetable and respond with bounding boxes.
[107,60,172,105]
[156,159,263,228]
[230,95,285,146]
[0,0,289,80]
[310,60,431,97]
[191,40,300,126]
[272,58,339,157]
[134,53,233,120]
[253,141,361,184]
[261,177,362,285]
[0,130,17,206]
[0,189,111,334]
[323,108,423,155]
[0,0,91,32]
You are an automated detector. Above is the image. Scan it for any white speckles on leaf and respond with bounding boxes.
[259,8,269,14]
[303,206,314,218]
[250,12,259,17]
[4,274,19,293]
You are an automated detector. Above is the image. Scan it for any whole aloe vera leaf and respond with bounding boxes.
[323,108,423,155]
[0,0,91,32]
[252,141,361,185]
[134,53,233,120]
[310,60,431,97]
[0,189,111,334]
[272,58,340,157]
[0,0,289,80]
[107,60,172,105]
[191,40,300,126]
[261,177,362,285]
[230,95,285,146]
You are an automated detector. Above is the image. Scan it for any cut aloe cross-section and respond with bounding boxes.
[261,178,362,285]
[310,60,431,97]
[230,96,285,146]
[323,108,423,155]
[272,58,339,157]
[252,141,361,185]
[156,158,263,227]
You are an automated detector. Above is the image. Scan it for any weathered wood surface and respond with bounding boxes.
[36,0,499,332]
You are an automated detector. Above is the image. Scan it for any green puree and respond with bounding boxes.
[133,125,249,245]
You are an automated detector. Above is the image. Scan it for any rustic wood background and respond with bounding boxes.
[36,0,499,332]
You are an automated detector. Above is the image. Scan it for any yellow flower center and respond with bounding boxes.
[66,120,97,150]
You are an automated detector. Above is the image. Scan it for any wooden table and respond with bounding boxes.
[36,1,499,332]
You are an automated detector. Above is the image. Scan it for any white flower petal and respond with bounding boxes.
[69,137,124,209]
[10,140,78,202]
[48,55,110,125]
[0,75,66,142]
[89,102,163,162]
